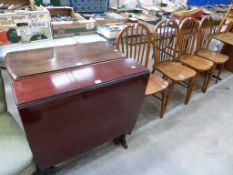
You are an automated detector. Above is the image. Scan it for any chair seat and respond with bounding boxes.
[180,55,214,71]
[0,112,35,175]
[197,49,229,64]
[145,73,168,96]
[155,62,196,82]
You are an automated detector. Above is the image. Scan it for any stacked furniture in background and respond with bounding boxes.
[115,15,232,117]
[197,16,229,84]
[152,19,197,105]
[178,17,214,93]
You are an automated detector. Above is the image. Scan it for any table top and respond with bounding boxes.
[0,34,107,64]
[11,58,149,106]
[212,32,233,46]
[6,41,125,80]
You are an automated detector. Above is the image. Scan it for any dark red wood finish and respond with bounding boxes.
[213,32,233,72]
[12,58,149,171]
[221,44,233,72]
[6,41,125,80]
[12,59,147,105]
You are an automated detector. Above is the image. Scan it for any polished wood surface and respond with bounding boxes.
[145,73,168,96]
[6,41,125,80]
[156,62,196,81]
[221,43,233,72]
[12,58,149,170]
[212,32,233,45]
[197,49,229,64]
[12,58,148,105]
[220,25,233,72]
[153,19,196,105]
[180,55,214,71]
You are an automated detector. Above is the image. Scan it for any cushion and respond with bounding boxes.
[0,112,35,175]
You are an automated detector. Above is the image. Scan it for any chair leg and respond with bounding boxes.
[202,71,211,93]
[185,76,196,105]
[160,89,168,118]
[202,65,215,93]
[215,64,224,84]
[160,82,175,118]
[114,134,128,149]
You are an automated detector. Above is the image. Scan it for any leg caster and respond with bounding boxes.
[114,134,128,149]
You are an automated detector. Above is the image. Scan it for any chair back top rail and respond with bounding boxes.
[116,23,152,68]
[198,16,214,50]
[153,19,179,66]
[179,17,198,56]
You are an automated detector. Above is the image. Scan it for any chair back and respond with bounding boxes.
[153,19,179,66]
[116,23,152,67]
[179,17,198,56]
[198,16,214,50]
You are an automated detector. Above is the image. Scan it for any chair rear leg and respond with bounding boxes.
[160,89,168,118]
[215,64,224,84]
[160,82,175,118]
[202,65,215,93]
[185,76,196,105]
[202,71,211,93]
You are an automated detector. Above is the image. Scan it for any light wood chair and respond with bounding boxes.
[178,17,214,93]
[116,23,169,118]
[152,19,196,105]
[197,16,229,83]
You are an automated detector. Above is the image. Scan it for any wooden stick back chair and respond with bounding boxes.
[197,16,214,50]
[197,16,229,84]
[116,23,151,67]
[152,19,196,105]
[153,19,179,64]
[178,17,214,93]
[179,17,198,55]
[116,23,169,118]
